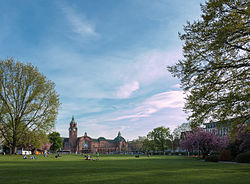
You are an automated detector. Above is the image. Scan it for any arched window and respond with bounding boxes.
[82,141,89,148]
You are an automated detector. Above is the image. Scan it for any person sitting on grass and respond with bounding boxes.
[23,155,27,159]
[55,153,61,158]
[85,155,91,160]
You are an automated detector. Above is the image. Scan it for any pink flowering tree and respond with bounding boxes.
[180,128,229,157]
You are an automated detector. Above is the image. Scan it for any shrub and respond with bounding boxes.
[205,155,219,162]
[227,140,242,159]
[235,152,250,163]
[210,152,220,156]
[219,150,232,161]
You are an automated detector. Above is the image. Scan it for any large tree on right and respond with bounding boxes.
[168,0,250,127]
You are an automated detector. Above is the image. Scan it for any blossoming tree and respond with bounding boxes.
[180,128,229,157]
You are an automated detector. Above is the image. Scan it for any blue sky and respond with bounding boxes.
[0,0,204,140]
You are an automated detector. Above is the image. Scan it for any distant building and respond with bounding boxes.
[62,117,128,154]
[180,121,231,139]
[204,121,231,137]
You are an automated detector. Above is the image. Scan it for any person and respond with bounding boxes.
[147,152,151,158]
[43,150,46,157]
[23,154,27,159]
[96,152,99,160]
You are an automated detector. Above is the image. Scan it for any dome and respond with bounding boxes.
[114,131,125,142]
[98,137,106,141]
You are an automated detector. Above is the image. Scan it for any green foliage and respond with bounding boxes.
[48,132,63,152]
[146,126,172,152]
[20,130,48,149]
[235,152,250,163]
[205,155,219,162]
[227,139,243,159]
[168,0,250,127]
[0,58,60,153]
[142,138,155,151]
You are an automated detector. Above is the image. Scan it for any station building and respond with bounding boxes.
[62,117,128,154]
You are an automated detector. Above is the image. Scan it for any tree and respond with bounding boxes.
[172,123,192,151]
[227,123,250,158]
[48,132,63,152]
[142,138,155,152]
[131,136,146,152]
[180,128,229,157]
[147,126,172,152]
[173,122,191,140]
[0,58,60,154]
[168,0,250,128]
[20,130,48,150]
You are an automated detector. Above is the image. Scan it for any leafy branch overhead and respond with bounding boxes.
[168,0,250,127]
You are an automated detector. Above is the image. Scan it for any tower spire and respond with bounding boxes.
[70,115,76,124]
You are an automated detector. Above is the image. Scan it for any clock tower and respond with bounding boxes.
[69,116,78,153]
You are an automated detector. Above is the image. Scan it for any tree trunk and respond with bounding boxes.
[162,142,164,154]
[12,135,17,154]
[11,145,17,154]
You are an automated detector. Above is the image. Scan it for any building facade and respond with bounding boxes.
[204,121,231,137]
[62,117,128,154]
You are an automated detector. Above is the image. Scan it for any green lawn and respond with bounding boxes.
[0,154,249,184]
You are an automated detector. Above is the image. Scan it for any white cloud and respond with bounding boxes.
[116,81,140,98]
[61,4,98,38]
[144,90,184,109]
[171,83,181,88]
[110,90,185,121]
[133,48,183,85]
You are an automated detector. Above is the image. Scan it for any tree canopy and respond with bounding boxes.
[0,58,60,153]
[130,136,146,152]
[146,126,172,152]
[168,0,250,127]
[48,132,63,152]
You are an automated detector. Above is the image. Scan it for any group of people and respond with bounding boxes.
[85,152,100,160]
[135,152,151,158]
[23,154,37,159]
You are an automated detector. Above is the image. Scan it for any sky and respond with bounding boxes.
[0,0,204,140]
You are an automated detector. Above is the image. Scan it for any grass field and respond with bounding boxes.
[0,154,249,184]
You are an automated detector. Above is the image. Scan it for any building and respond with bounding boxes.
[204,121,231,137]
[180,121,231,139]
[62,117,128,154]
